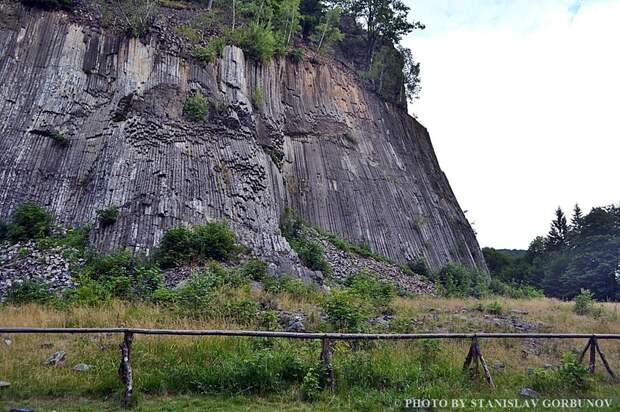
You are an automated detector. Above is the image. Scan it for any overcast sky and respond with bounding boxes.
[402,0,620,249]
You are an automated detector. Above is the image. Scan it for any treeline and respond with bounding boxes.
[20,0,423,107]
[484,204,620,300]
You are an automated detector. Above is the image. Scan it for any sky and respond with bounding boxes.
[401,0,620,249]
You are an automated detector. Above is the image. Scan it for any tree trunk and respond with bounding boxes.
[207,0,213,11]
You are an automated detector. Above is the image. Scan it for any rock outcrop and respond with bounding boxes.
[0,5,486,275]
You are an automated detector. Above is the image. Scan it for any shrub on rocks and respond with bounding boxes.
[156,221,236,268]
[5,202,54,242]
[5,280,54,304]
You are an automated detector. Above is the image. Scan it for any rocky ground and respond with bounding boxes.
[0,241,81,300]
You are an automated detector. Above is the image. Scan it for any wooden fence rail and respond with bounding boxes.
[1,328,618,407]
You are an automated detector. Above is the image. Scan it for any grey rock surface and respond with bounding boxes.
[0,7,486,279]
[46,350,65,366]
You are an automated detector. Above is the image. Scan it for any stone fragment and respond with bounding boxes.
[519,388,539,398]
[73,363,92,371]
[46,351,65,366]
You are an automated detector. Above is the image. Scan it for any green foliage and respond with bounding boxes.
[77,250,162,301]
[96,205,120,227]
[318,228,389,262]
[263,275,320,300]
[117,0,160,37]
[243,259,268,280]
[345,269,395,308]
[279,208,303,240]
[300,367,321,401]
[573,289,600,316]
[47,131,70,147]
[433,263,489,298]
[279,209,331,274]
[251,87,264,110]
[231,22,277,63]
[156,222,237,268]
[5,280,54,304]
[177,25,202,43]
[489,278,544,299]
[474,301,503,315]
[407,256,430,277]
[288,47,305,63]
[5,202,54,242]
[193,221,237,261]
[531,353,592,393]
[322,288,367,331]
[309,6,344,53]
[183,91,209,122]
[296,240,331,273]
[486,204,620,300]
[193,36,226,64]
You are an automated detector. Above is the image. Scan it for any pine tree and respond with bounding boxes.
[546,207,568,251]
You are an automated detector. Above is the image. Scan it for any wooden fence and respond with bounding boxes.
[1,328,618,407]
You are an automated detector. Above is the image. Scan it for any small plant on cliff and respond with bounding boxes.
[251,87,264,111]
[193,36,226,64]
[5,202,54,242]
[96,205,120,227]
[183,91,209,122]
[117,0,160,38]
[230,22,277,63]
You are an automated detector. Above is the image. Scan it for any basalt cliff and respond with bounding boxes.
[0,4,486,278]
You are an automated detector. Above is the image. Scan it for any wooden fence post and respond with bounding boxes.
[463,336,495,389]
[118,332,134,407]
[579,336,617,380]
[320,338,335,390]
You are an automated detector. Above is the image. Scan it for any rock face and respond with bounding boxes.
[0,6,486,273]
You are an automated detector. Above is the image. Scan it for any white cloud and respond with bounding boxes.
[402,0,620,248]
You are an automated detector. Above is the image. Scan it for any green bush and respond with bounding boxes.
[297,241,331,273]
[193,221,236,262]
[5,280,54,304]
[252,87,264,111]
[407,256,430,277]
[288,48,304,63]
[231,22,276,63]
[156,221,236,268]
[279,208,303,241]
[345,269,395,308]
[574,288,594,315]
[300,367,321,401]
[193,36,226,64]
[433,263,489,298]
[489,278,544,299]
[78,250,162,300]
[96,205,120,226]
[156,226,196,268]
[243,259,268,281]
[474,301,503,315]
[183,91,209,122]
[531,353,592,393]
[5,202,54,242]
[322,288,367,332]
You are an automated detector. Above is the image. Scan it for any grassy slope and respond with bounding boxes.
[1,297,619,411]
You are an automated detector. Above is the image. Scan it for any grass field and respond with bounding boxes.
[1,296,619,411]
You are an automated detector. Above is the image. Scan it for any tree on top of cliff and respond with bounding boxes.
[328,0,424,66]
